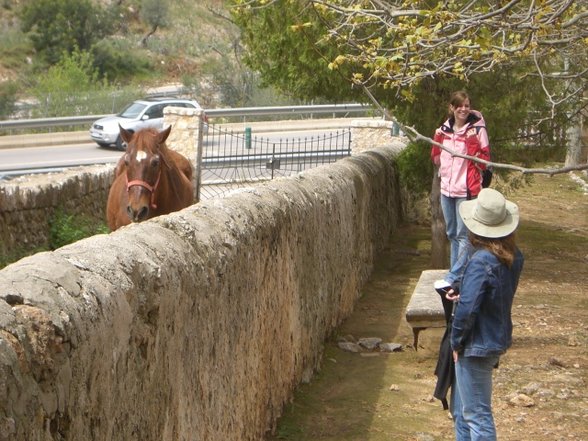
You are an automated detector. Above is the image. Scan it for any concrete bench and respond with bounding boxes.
[405,269,447,349]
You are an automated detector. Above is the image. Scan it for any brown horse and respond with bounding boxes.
[106,125,194,230]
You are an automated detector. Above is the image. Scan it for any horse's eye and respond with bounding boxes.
[151,155,160,168]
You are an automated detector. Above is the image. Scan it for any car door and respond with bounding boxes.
[142,103,166,130]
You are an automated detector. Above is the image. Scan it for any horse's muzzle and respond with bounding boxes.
[127,204,150,222]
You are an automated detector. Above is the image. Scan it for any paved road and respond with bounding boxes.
[0,118,367,176]
[0,143,120,173]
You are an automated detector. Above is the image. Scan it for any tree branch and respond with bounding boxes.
[409,128,588,176]
[302,0,587,113]
[357,83,588,176]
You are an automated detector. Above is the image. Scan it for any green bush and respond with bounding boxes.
[396,141,434,196]
[141,0,169,31]
[91,39,154,83]
[0,81,17,119]
[49,209,109,250]
[0,23,32,72]
[32,49,108,117]
[30,47,148,117]
[19,0,110,65]
[0,210,108,269]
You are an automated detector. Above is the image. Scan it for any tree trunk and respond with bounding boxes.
[430,170,448,269]
[140,25,159,47]
[565,116,583,167]
[582,123,588,165]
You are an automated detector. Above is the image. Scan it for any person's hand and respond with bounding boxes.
[453,350,459,363]
[445,289,460,302]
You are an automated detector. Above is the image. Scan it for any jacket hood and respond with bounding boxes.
[442,110,486,133]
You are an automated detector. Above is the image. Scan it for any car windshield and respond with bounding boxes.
[118,102,147,118]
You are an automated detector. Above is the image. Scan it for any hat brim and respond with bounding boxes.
[459,199,519,238]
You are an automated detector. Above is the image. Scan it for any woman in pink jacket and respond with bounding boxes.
[431,91,491,292]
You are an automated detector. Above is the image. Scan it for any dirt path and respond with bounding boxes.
[268,172,588,441]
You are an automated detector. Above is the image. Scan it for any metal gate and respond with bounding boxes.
[199,124,352,200]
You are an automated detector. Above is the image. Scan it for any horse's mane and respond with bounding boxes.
[132,127,167,151]
[130,128,172,166]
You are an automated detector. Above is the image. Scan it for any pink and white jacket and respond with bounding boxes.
[431,110,490,199]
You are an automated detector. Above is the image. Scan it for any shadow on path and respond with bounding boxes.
[267,224,453,441]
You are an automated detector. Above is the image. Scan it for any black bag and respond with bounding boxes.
[482,166,493,188]
[433,291,457,410]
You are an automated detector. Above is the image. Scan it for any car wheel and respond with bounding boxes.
[115,135,127,151]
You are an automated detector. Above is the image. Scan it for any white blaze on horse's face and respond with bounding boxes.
[135,150,148,162]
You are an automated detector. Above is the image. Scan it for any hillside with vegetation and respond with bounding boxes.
[0,0,292,119]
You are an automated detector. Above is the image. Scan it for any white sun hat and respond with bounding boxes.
[459,188,519,238]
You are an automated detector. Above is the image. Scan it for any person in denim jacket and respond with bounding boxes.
[448,188,524,441]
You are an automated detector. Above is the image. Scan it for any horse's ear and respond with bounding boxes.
[119,125,133,143]
[158,125,172,144]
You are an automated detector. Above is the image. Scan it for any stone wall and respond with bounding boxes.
[163,106,206,202]
[164,106,202,161]
[0,146,402,441]
[0,165,115,258]
[351,119,406,155]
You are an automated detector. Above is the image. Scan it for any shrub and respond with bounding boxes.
[91,39,153,83]
[49,209,109,250]
[32,49,108,117]
[0,210,108,269]
[396,141,434,196]
[0,81,17,119]
[19,0,110,65]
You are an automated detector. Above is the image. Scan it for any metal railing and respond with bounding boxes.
[0,103,374,132]
[200,122,353,199]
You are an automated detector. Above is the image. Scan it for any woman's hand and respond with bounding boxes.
[445,289,460,302]
[453,350,459,363]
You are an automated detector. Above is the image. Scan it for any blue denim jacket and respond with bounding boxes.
[451,247,524,357]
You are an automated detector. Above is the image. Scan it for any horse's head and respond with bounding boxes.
[120,125,171,223]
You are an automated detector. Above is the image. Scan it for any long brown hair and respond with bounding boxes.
[469,232,517,268]
[447,90,471,117]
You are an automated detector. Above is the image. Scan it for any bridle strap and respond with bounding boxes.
[126,170,161,209]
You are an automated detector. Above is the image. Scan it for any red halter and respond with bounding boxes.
[126,170,161,210]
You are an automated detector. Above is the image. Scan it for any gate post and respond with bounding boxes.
[163,106,205,203]
[245,127,252,149]
[194,111,205,203]
[350,119,406,155]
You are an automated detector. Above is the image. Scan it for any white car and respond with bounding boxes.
[89,97,207,150]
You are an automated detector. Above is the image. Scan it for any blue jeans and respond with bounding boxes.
[440,195,470,285]
[451,355,500,441]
